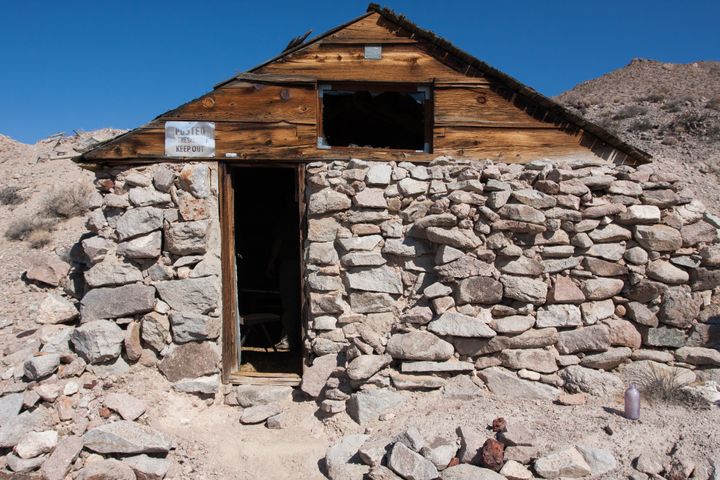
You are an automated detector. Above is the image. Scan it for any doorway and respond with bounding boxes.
[222,164,304,384]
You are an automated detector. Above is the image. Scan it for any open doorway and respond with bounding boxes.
[230,166,303,380]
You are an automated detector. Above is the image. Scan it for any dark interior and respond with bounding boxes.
[232,167,302,375]
[322,89,426,150]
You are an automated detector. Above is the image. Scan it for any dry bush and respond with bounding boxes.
[707,97,720,111]
[640,93,666,103]
[629,363,707,409]
[665,111,720,142]
[612,105,648,120]
[0,186,24,206]
[5,216,56,242]
[28,230,52,249]
[43,183,94,218]
[662,96,695,113]
[628,118,653,133]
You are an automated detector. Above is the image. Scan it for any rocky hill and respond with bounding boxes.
[557,59,720,207]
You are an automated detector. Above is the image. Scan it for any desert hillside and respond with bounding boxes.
[557,58,720,207]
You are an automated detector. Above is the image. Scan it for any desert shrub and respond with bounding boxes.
[43,183,94,219]
[612,105,648,120]
[666,111,720,140]
[28,230,52,249]
[629,363,684,403]
[0,186,24,206]
[707,97,720,111]
[5,216,56,241]
[595,116,620,133]
[662,96,695,113]
[640,93,665,103]
[628,118,653,133]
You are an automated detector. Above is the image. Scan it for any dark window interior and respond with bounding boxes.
[322,89,427,150]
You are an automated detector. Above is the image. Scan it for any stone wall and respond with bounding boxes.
[302,157,720,416]
[77,162,223,394]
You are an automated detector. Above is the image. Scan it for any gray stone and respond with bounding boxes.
[117,231,162,259]
[158,342,219,382]
[70,320,125,364]
[556,325,611,354]
[0,410,47,448]
[585,243,625,261]
[617,205,661,224]
[347,355,392,380]
[634,225,683,252]
[367,164,393,185]
[141,312,171,352]
[420,435,457,470]
[426,227,482,249]
[675,346,720,366]
[500,349,557,373]
[6,452,46,473]
[386,331,454,361]
[388,442,439,480]
[116,206,163,241]
[498,204,546,224]
[681,220,717,246]
[346,390,404,425]
[536,304,582,328]
[236,385,292,407]
[37,294,78,325]
[0,393,23,424]
[499,460,533,480]
[128,187,172,207]
[325,434,370,479]
[441,464,506,480]
[341,252,387,267]
[309,189,351,214]
[580,299,615,325]
[500,276,548,305]
[490,315,535,335]
[384,237,431,257]
[153,167,176,192]
[583,257,628,277]
[398,178,429,196]
[354,188,388,208]
[390,372,447,390]
[581,278,624,300]
[154,277,219,314]
[179,163,211,198]
[534,447,592,479]
[308,217,340,242]
[307,242,339,265]
[478,367,559,400]
[647,260,689,285]
[455,277,503,305]
[77,459,136,480]
[40,435,83,480]
[401,361,474,373]
[122,454,171,480]
[337,235,383,252]
[513,189,557,208]
[169,312,219,343]
[82,236,113,263]
[104,393,146,421]
[15,430,58,459]
[559,365,623,396]
[345,266,403,294]
[301,353,339,398]
[85,261,143,288]
[624,246,649,265]
[23,353,60,380]
[435,255,495,279]
[575,445,617,476]
[80,283,156,321]
[83,420,172,454]
[164,220,209,255]
[240,403,284,424]
[580,347,632,370]
[626,301,658,327]
[643,326,686,348]
[428,311,496,338]
[424,282,453,299]
[497,256,544,276]
[658,285,700,328]
[589,224,632,242]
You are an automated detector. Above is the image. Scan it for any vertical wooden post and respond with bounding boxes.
[219,163,239,383]
[296,164,308,374]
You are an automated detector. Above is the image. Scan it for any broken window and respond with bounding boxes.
[319,85,430,151]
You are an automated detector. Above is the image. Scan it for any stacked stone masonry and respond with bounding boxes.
[302,157,720,413]
[78,162,223,394]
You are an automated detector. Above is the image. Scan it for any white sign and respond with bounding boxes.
[165,121,215,157]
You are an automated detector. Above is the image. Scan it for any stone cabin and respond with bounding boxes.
[74,4,720,416]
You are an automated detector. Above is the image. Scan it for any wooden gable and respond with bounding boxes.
[81,9,648,165]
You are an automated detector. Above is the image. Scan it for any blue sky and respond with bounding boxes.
[2,0,718,143]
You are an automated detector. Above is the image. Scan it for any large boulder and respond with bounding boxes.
[25,254,71,287]
[84,261,143,288]
[387,442,439,480]
[80,284,156,321]
[115,206,163,241]
[83,421,172,454]
[345,266,403,294]
[308,189,351,214]
[158,342,219,382]
[37,294,78,324]
[455,277,503,305]
[478,367,559,400]
[534,447,592,479]
[386,332,454,361]
[346,390,405,425]
[658,285,701,328]
[154,277,219,315]
[559,365,623,396]
[428,312,496,338]
[70,320,125,364]
[556,325,611,354]
[164,220,210,255]
[500,276,548,305]
[634,225,682,252]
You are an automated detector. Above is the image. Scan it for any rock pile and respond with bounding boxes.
[302,157,720,415]
[324,418,620,479]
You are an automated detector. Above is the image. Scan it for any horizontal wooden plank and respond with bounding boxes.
[321,12,416,44]
[162,84,316,124]
[434,85,569,128]
[258,43,469,83]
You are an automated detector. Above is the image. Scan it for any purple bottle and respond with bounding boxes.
[624,384,640,420]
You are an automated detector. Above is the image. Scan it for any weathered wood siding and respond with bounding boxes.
[84,12,632,164]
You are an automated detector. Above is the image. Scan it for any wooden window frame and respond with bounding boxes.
[316,82,434,154]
